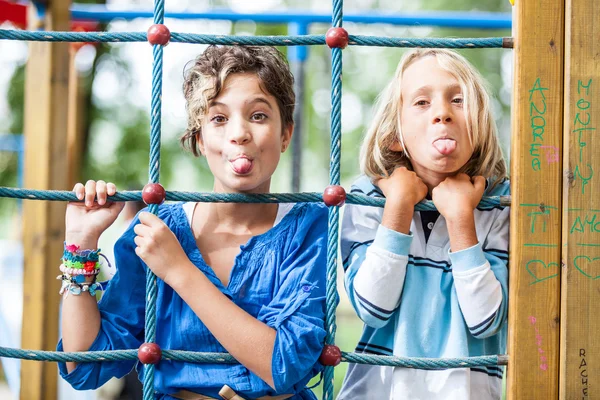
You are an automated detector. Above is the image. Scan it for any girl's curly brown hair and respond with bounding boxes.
[181,45,296,156]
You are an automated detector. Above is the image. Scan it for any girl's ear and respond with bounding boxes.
[196,132,206,155]
[281,123,294,153]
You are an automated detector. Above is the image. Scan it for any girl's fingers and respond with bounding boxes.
[138,211,161,227]
[96,180,107,205]
[72,180,118,207]
[134,235,144,248]
[133,223,151,237]
[84,180,96,207]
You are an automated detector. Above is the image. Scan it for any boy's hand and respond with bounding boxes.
[376,167,428,208]
[376,167,428,235]
[432,174,485,222]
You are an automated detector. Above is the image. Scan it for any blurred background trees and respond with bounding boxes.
[0,0,512,222]
[0,0,512,396]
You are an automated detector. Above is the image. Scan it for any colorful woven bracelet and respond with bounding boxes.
[59,244,112,297]
[63,242,101,263]
[63,259,100,272]
[62,242,104,273]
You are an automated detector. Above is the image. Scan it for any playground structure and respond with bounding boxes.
[0,1,597,400]
[0,1,513,192]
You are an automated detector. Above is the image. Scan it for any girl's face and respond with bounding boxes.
[198,73,292,194]
[395,56,473,184]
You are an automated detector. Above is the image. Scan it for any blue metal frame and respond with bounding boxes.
[70,6,512,30]
[0,134,24,189]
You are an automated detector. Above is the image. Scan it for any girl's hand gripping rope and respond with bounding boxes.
[65,180,125,247]
[133,211,191,285]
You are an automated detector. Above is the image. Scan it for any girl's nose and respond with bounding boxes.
[228,120,252,145]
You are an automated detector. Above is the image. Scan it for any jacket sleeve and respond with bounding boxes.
[450,206,510,339]
[342,202,412,329]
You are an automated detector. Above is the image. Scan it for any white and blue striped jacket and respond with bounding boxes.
[338,176,509,400]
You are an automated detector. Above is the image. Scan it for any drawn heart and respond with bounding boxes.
[526,259,560,285]
[573,255,600,280]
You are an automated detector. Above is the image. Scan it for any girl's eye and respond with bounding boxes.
[251,113,267,121]
[415,100,429,106]
[211,115,227,123]
[452,97,464,104]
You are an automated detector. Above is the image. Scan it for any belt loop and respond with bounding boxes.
[218,385,246,400]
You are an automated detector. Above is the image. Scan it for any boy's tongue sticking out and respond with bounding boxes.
[433,138,457,155]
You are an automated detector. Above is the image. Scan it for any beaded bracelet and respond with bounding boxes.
[59,264,100,276]
[57,274,101,297]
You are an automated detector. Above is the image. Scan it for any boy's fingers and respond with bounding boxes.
[73,183,85,200]
[107,183,117,196]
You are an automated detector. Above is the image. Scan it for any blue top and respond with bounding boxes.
[57,202,329,399]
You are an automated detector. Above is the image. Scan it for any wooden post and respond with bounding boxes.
[507,0,564,398]
[20,1,71,399]
[67,47,87,185]
[560,0,600,398]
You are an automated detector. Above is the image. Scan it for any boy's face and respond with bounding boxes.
[395,56,473,184]
[198,73,292,194]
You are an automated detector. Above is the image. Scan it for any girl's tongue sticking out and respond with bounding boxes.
[433,138,457,155]
[231,158,253,174]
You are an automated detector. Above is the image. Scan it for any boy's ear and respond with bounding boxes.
[281,123,294,153]
[389,139,403,152]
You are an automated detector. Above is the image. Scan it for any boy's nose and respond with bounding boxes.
[432,105,453,124]
[433,115,453,124]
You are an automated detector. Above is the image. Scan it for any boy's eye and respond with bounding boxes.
[211,115,227,123]
[251,113,267,121]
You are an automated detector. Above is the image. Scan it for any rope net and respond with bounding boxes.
[0,0,510,399]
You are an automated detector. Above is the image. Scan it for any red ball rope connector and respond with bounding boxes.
[325,27,349,49]
[138,342,162,365]
[142,183,166,205]
[323,185,347,207]
[319,344,342,366]
[147,24,171,46]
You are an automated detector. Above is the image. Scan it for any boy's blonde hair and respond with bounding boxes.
[360,48,507,187]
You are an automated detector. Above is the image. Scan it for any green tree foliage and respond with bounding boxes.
[80,46,182,190]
